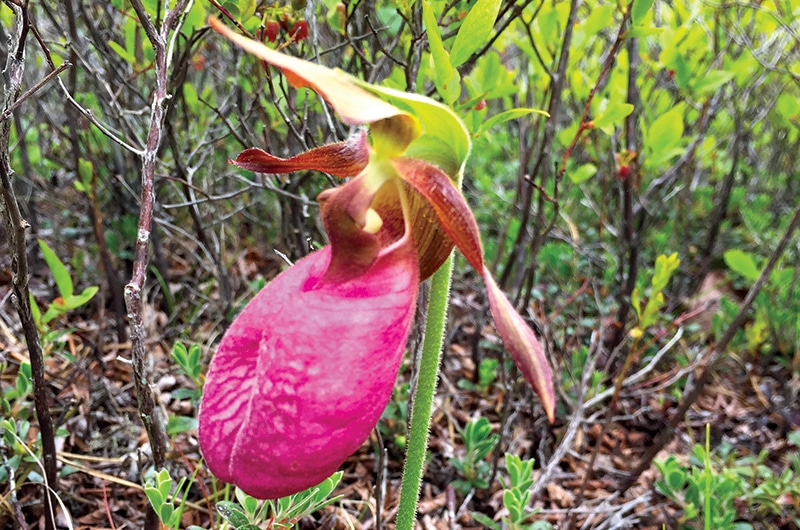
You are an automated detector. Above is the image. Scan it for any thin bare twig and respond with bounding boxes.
[0,3,57,530]
[122,3,190,530]
[0,62,71,122]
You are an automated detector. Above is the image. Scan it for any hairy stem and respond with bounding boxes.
[396,254,453,530]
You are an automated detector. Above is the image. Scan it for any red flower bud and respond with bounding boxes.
[473,99,486,111]
[265,21,279,43]
[291,20,308,41]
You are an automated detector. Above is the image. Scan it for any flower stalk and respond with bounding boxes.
[397,255,453,529]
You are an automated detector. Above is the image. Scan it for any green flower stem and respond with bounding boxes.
[396,254,454,530]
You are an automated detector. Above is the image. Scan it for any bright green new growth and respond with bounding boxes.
[452,416,500,494]
[213,473,344,529]
[472,454,553,530]
[631,252,680,332]
[144,468,194,530]
[32,239,99,328]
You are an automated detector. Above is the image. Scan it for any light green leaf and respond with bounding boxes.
[143,487,163,511]
[159,504,174,526]
[724,249,760,282]
[450,0,502,68]
[583,5,614,37]
[628,26,663,37]
[61,286,99,311]
[569,163,598,184]
[38,240,74,299]
[183,0,206,34]
[78,158,93,187]
[691,70,734,95]
[647,106,684,155]
[354,80,471,177]
[593,102,634,130]
[422,0,460,104]
[183,82,200,114]
[631,0,654,26]
[476,108,548,136]
[29,294,42,326]
[157,469,172,499]
[652,253,680,292]
[216,501,250,527]
[166,415,198,435]
[108,40,136,65]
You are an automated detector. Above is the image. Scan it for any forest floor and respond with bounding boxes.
[2,258,799,530]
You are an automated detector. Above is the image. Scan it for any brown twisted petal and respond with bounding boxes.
[371,182,454,281]
[391,158,483,271]
[392,157,556,423]
[232,132,370,177]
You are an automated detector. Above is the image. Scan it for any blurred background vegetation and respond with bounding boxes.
[1,0,798,528]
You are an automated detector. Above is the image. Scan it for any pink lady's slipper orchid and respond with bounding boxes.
[199,17,555,500]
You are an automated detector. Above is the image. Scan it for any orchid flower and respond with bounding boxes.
[199,18,555,500]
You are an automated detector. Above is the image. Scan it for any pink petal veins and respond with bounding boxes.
[199,241,419,499]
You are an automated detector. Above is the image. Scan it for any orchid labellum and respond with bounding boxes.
[199,17,555,500]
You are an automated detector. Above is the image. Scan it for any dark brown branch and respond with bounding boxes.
[0,3,57,530]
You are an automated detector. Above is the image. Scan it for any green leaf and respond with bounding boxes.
[78,158,93,187]
[652,252,680,292]
[157,469,173,500]
[159,504,175,526]
[646,106,684,164]
[422,0,460,105]
[724,249,760,282]
[593,102,634,130]
[569,163,598,184]
[183,0,206,34]
[38,239,74,299]
[61,286,99,310]
[691,70,734,95]
[583,4,613,37]
[144,487,164,511]
[787,430,800,447]
[166,415,199,435]
[108,40,136,65]
[631,0,654,26]
[354,81,471,177]
[471,512,501,530]
[29,294,41,327]
[450,0,502,68]
[475,108,549,136]
[216,500,250,527]
[628,26,663,38]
